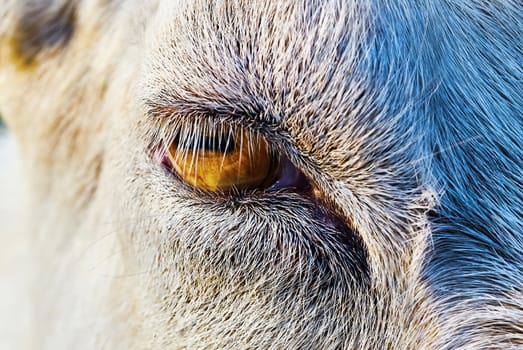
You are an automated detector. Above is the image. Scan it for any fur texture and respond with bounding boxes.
[0,0,521,349]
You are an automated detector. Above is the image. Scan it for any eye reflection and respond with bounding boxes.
[165,123,277,192]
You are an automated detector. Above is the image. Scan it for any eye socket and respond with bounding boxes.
[164,122,278,192]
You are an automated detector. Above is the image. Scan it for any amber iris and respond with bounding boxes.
[167,127,275,192]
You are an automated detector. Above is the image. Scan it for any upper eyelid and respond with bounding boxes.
[145,99,286,147]
[142,87,283,129]
[144,93,267,122]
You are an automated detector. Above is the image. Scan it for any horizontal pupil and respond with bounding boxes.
[173,134,236,153]
[201,135,235,153]
[165,123,277,192]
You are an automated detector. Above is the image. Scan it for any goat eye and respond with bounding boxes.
[165,124,277,192]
